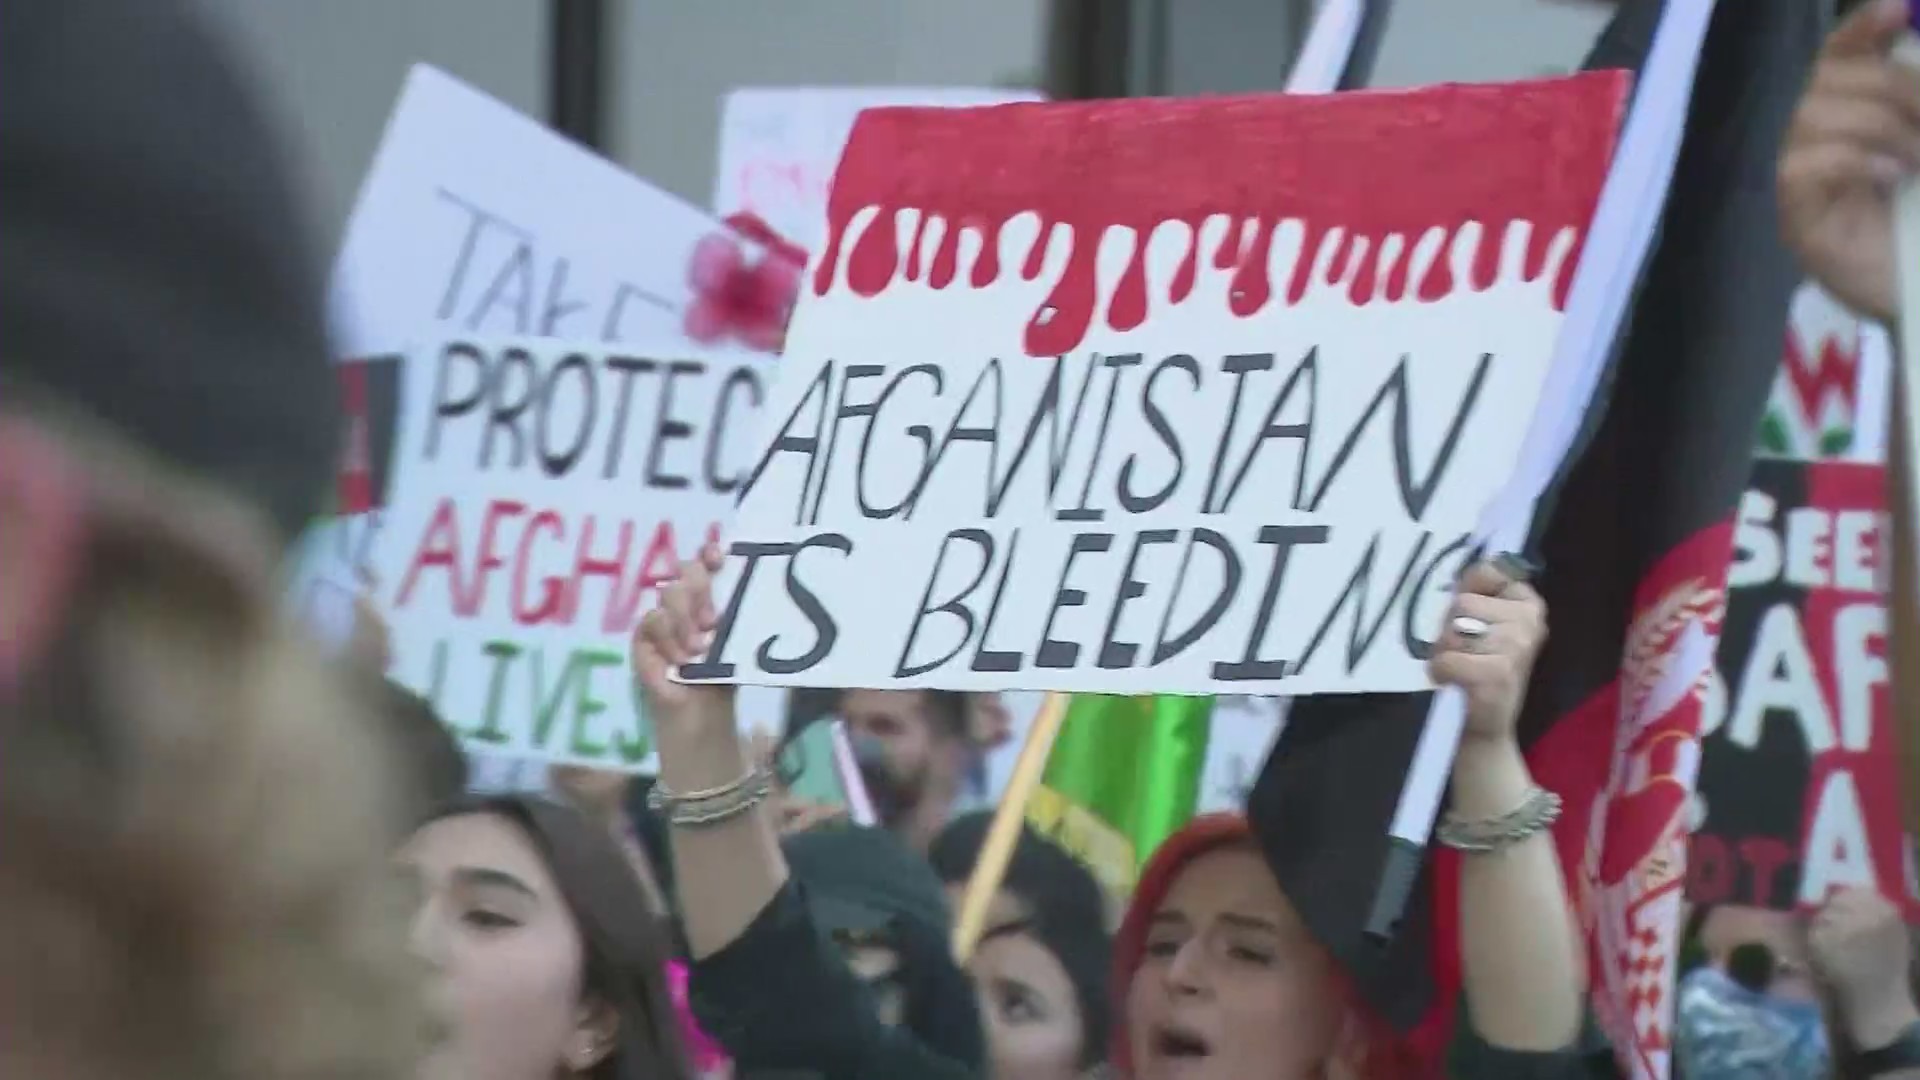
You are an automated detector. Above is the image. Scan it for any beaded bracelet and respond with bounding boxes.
[1436,785,1563,854]
[648,762,775,827]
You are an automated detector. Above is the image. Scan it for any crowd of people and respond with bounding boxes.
[6,0,1920,1078]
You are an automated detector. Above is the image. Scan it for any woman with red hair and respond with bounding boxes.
[1107,558,1596,1080]
[637,550,1593,1078]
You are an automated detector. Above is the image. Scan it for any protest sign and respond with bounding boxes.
[375,336,771,769]
[689,76,1625,697]
[713,87,1040,253]
[1691,284,1913,914]
[333,65,739,357]
[303,64,770,658]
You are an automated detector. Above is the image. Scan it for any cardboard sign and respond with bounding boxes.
[332,65,735,357]
[690,76,1624,696]
[375,336,771,770]
[713,87,1039,252]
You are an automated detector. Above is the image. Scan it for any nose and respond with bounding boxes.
[1163,936,1211,998]
[408,896,449,971]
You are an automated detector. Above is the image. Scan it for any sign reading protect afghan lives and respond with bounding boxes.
[688,76,1625,696]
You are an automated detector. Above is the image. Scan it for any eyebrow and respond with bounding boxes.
[450,867,538,898]
[1218,912,1281,935]
[981,918,1034,944]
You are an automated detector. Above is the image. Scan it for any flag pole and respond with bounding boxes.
[1365,0,1720,941]
[952,691,1070,962]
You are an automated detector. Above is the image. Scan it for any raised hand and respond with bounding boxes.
[1778,0,1920,323]
[1429,557,1548,746]
[630,541,736,743]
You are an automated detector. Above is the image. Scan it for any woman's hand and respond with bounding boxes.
[1810,886,1919,1047]
[631,542,737,747]
[1778,0,1920,324]
[1429,557,1548,748]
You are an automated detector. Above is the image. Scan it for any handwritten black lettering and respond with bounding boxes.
[707,367,763,495]
[1036,532,1114,668]
[808,364,884,524]
[894,528,997,678]
[643,360,703,490]
[1059,354,1143,523]
[427,341,490,461]
[755,533,854,675]
[1212,524,1330,681]
[1150,528,1242,665]
[1218,348,1317,514]
[1118,355,1198,514]
[740,361,834,525]
[536,352,597,476]
[1305,353,1490,519]
[481,346,538,469]
[858,363,944,519]
[1098,528,1179,668]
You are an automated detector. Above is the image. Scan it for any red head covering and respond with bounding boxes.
[1108,813,1424,1080]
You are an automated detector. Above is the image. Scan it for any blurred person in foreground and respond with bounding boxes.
[0,394,422,1079]
[635,546,1594,1078]
[400,794,697,1080]
[931,813,1113,1080]
[0,0,422,1075]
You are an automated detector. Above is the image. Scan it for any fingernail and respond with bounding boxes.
[1491,551,1540,582]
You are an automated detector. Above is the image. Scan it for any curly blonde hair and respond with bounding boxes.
[0,406,424,1080]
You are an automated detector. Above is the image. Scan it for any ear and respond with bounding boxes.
[567,998,620,1072]
[0,416,88,693]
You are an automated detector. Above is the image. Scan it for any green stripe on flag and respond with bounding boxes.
[1026,693,1211,897]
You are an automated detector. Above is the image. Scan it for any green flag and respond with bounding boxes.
[1026,693,1212,897]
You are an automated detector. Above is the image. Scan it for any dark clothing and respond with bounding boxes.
[693,882,1612,1079]
[1452,1008,1621,1080]
[688,881,976,1079]
[0,0,336,544]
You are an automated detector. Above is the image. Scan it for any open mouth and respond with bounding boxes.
[1154,1025,1213,1061]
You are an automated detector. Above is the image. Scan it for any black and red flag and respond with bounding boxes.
[1246,1,1827,1076]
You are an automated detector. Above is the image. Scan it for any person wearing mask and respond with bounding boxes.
[782,824,986,1067]
[788,687,992,853]
[1674,934,1829,1080]
[932,814,1113,1080]
[635,546,1588,1078]
[1808,887,1920,1080]
[401,794,695,1080]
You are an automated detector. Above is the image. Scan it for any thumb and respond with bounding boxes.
[1826,0,1910,59]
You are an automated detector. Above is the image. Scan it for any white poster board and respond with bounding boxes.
[334,65,734,356]
[374,336,772,769]
[712,86,1039,252]
[690,77,1624,697]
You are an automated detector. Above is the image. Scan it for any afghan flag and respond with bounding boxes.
[1026,694,1213,896]
[1246,2,1825,1077]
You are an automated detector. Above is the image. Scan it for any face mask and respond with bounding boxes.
[1675,968,1829,1080]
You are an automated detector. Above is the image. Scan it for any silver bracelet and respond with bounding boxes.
[648,763,774,828]
[1436,785,1562,854]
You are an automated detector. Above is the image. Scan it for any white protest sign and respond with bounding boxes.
[333,64,737,357]
[374,336,771,770]
[713,86,1039,252]
[688,75,1626,697]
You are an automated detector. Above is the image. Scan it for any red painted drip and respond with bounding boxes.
[813,72,1627,357]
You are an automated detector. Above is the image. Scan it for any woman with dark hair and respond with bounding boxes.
[400,794,695,1080]
[932,813,1114,1079]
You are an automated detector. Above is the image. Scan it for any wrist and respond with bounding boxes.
[656,722,752,792]
[1449,736,1533,820]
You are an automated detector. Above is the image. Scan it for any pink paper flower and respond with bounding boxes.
[683,213,806,354]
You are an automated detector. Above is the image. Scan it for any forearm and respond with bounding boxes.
[1453,737,1584,1051]
[658,722,789,960]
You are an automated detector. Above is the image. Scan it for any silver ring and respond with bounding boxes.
[1451,615,1491,640]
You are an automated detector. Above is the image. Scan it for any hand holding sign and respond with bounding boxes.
[632,542,737,742]
[1777,0,1920,324]
[1430,557,1548,746]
